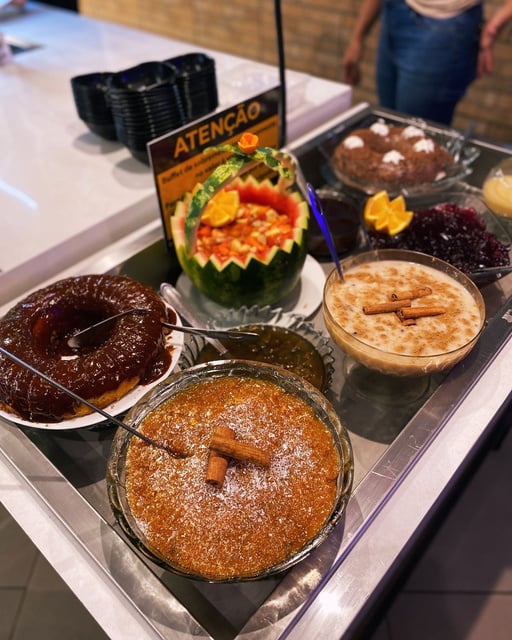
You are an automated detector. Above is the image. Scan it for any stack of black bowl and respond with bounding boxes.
[166,53,218,122]
[70,72,117,141]
[70,53,219,165]
[107,61,187,164]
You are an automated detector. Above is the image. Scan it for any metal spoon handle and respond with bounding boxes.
[160,283,228,355]
[160,321,258,342]
[67,307,258,349]
[66,309,149,349]
[0,346,171,453]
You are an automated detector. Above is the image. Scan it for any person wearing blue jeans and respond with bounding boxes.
[342,0,512,125]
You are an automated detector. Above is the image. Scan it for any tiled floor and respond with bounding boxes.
[370,421,512,640]
[1,424,511,639]
[0,502,108,640]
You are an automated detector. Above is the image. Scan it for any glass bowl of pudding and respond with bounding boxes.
[483,157,512,219]
[323,249,485,379]
[106,360,354,582]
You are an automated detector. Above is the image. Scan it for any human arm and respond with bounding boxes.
[478,0,512,76]
[342,0,382,85]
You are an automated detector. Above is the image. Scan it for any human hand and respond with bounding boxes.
[478,1,512,76]
[342,40,363,86]
[478,23,498,76]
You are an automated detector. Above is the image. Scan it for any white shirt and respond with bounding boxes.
[406,0,481,19]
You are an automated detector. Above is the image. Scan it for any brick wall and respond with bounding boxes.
[79,0,512,144]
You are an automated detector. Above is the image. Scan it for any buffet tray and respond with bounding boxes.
[1,105,512,640]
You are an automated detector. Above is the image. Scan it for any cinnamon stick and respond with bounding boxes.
[209,432,270,468]
[363,299,411,315]
[397,306,446,320]
[390,286,432,301]
[206,426,235,488]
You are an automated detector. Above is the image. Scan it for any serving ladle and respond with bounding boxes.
[0,346,180,456]
[306,182,345,281]
[66,308,259,350]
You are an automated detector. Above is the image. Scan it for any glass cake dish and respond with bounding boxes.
[178,305,335,393]
[106,360,354,582]
[322,116,480,197]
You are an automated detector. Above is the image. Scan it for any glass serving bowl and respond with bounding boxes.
[179,305,336,393]
[307,187,362,258]
[106,360,354,583]
[482,157,512,219]
[323,249,486,378]
[363,190,511,283]
[322,116,480,197]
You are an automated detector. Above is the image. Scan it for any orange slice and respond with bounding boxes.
[363,190,391,223]
[386,209,413,235]
[201,189,240,227]
[363,190,413,235]
[389,194,406,212]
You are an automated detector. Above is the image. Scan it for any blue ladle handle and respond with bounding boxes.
[306,183,344,281]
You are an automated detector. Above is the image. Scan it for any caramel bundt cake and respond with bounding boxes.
[0,275,174,423]
[332,121,453,188]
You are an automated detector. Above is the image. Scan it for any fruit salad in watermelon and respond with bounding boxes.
[171,133,310,307]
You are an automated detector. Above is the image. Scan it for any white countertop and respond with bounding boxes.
[0,2,351,307]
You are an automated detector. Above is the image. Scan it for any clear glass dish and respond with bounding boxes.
[178,304,335,392]
[321,116,480,197]
[323,249,485,377]
[482,157,512,219]
[363,190,511,283]
[106,360,354,582]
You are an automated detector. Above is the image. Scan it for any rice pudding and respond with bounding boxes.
[323,251,485,376]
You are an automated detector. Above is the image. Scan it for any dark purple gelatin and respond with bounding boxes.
[367,202,510,273]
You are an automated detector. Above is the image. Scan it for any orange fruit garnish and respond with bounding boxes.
[389,194,406,212]
[238,132,259,154]
[201,189,240,227]
[363,190,390,221]
[364,190,413,235]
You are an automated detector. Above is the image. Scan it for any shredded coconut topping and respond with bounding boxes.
[124,376,341,580]
[382,150,405,164]
[402,125,425,139]
[414,138,435,153]
[343,135,364,149]
[370,122,389,136]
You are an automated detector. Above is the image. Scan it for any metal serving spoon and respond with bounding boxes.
[469,264,512,285]
[159,282,228,355]
[67,308,259,350]
[0,346,181,456]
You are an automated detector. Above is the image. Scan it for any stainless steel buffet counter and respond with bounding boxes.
[1,103,512,639]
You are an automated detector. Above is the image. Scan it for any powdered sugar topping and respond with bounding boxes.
[370,122,389,136]
[382,150,405,164]
[402,125,425,139]
[343,135,364,149]
[414,138,435,153]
